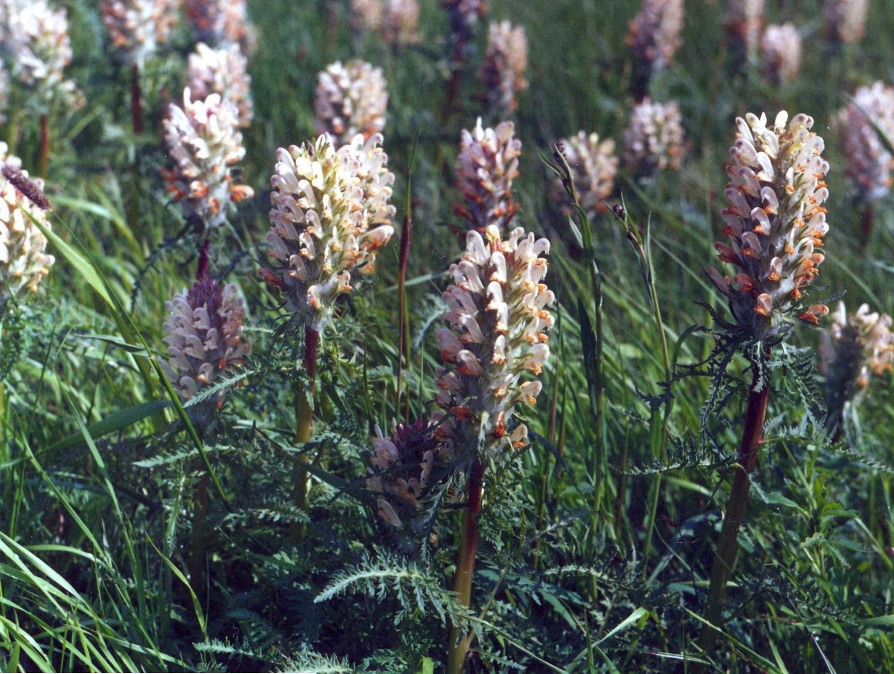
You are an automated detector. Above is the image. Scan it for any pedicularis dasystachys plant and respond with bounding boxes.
[100,0,175,67]
[824,0,867,46]
[187,42,254,128]
[760,23,802,86]
[185,0,257,53]
[314,60,389,146]
[725,0,765,65]
[351,0,421,46]
[623,97,686,177]
[838,81,894,204]
[626,0,683,100]
[482,21,528,119]
[554,130,618,221]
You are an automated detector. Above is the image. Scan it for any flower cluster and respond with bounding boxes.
[482,21,528,118]
[707,111,830,344]
[819,302,894,412]
[100,0,175,67]
[455,119,521,233]
[626,0,683,98]
[162,277,249,406]
[838,81,894,203]
[314,60,388,146]
[187,42,253,128]
[352,0,420,45]
[433,226,554,460]
[184,0,257,53]
[825,0,867,45]
[161,89,254,229]
[443,0,486,68]
[724,0,765,65]
[623,98,686,176]
[760,23,801,85]
[264,133,396,331]
[0,146,54,311]
[555,131,618,221]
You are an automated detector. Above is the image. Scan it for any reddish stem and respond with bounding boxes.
[39,115,49,179]
[131,64,143,135]
[196,237,211,280]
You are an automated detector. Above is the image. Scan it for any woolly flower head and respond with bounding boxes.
[825,0,867,45]
[483,21,528,118]
[161,89,254,229]
[838,81,894,203]
[434,226,554,460]
[184,0,257,53]
[707,111,830,344]
[353,0,420,45]
[555,131,618,221]
[314,60,388,146]
[760,23,801,86]
[455,119,521,233]
[265,133,396,331]
[367,419,443,528]
[187,42,253,128]
[626,0,684,79]
[0,147,54,311]
[100,0,175,67]
[724,0,765,65]
[624,98,686,176]
[162,277,249,407]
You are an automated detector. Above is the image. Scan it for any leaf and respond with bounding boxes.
[45,400,171,452]
[594,607,649,646]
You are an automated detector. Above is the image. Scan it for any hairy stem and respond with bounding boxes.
[290,326,319,542]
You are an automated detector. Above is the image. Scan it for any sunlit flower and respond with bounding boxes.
[623,98,686,176]
[184,0,258,54]
[626,0,683,98]
[482,21,528,118]
[707,111,830,343]
[433,226,554,459]
[0,146,54,312]
[825,0,867,45]
[760,23,801,86]
[162,277,249,407]
[838,81,894,203]
[264,133,396,331]
[555,131,618,220]
[100,0,175,67]
[187,42,253,128]
[724,0,765,65]
[161,89,254,229]
[455,119,521,233]
[314,60,388,146]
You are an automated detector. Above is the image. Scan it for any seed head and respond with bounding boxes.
[624,98,686,177]
[554,130,618,221]
[101,0,176,67]
[187,42,253,128]
[314,60,388,146]
[760,23,802,86]
[838,81,894,203]
[707,111,830,344]
[482,21,528,118]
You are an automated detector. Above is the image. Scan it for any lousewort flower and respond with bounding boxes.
[433,226,554,460]
[482,21,528,118]
[367,419,444,527]
[187,42,253,128]
[314,60,388,146]
[162,276,249,407]
[555,131,618,220]
[184,0,257,53]
[724,0,765,65]
[825,0,867,45]
[353,0,420,45]
[760,23,801,86]
[351,0,384,32]
[443,0,486,68]
[100,0,175,67]
[707,111,830,344]
[819,302,894,421]
[623,97,686,177]
[626,0,683,99]
[0,146,53,311]
[161,88,254,229]
[455,119,521,233]
[264,133,396,331]
[838,81,894,203]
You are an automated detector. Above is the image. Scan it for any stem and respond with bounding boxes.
[396,206,412,420]
[196,236,211,280]
[131,64,143,135]
[188,472,210,594]
[447,459,485,674]
[290,326,319,542]
[39,114,49,179]
[859,203,874,257]
[698,361,770,659]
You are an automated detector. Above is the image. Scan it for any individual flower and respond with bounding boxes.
[184,0,258,53]
[455,119,521,233]
[760,23,801,86]
[161,89,254,229]
[100,0,176,67]
[724,0,765,66]
[187,42,253,128]
[367,419,444,527]
[554,131,618,220]
[162,276,249,407]
[838,81,894,203]
[482,21,528,118]
[433,226,554,460]
[626,0,683,99]
[443,0,486,68]
[819,302,894,422]
[825,0,868,46]
[623,98,686,176]
[264,133,396,331]
[314,60,388,146]
[707,111,830,344]
[0,146,54,311]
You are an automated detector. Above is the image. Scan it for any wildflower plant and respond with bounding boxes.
[825,0,868,46]
[724,0,765,67]
[839,81,894,204]
[185,0,258,53]
[187,42,254,128]
[482,21,528,119]
[314,60,388,146]
[623,97,686,177]
[760,23,802,86]
[626,0,684,101]
[100,0,175,68]
[553,130,618,221]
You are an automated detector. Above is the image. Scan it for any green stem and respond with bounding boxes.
[290,326,319,542]
[447,458,484,674]
[188,472,210,594]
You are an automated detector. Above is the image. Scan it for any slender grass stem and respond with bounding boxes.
[290,325,319,542]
